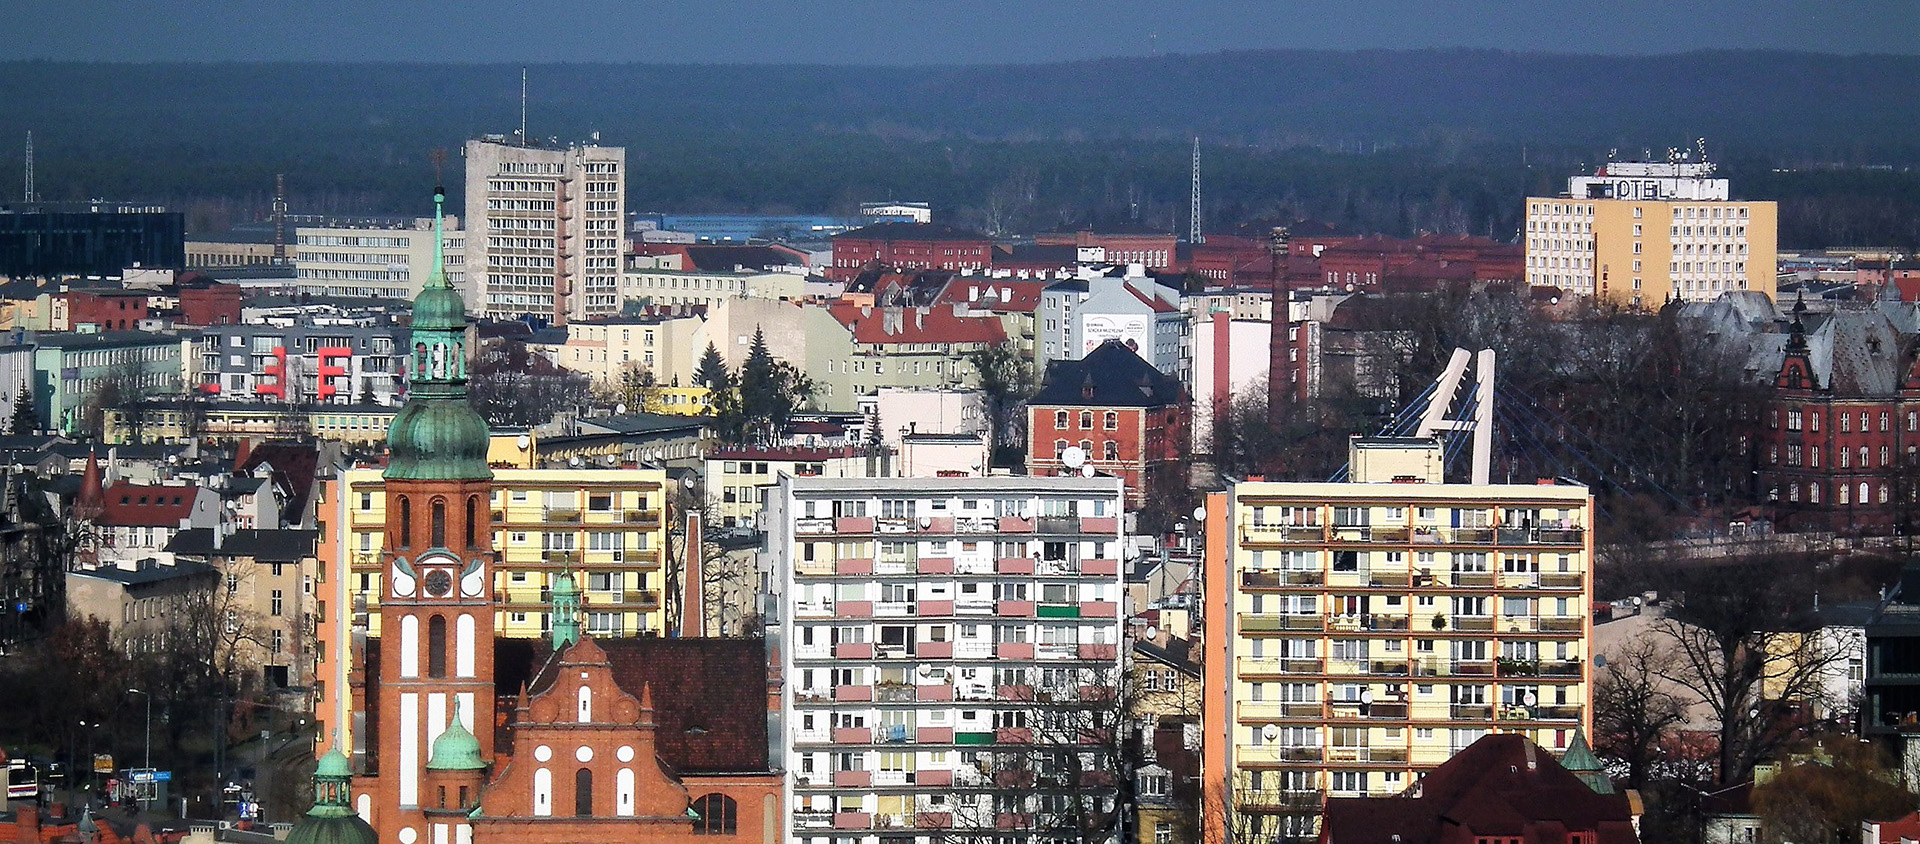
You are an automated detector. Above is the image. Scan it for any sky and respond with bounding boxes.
[5,0,1916,64]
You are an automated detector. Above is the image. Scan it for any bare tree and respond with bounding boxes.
[1593,636,1689,789]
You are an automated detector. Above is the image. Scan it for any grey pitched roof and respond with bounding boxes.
[164,528,318,562]
[1031,340,1185,408]
[72,560,217,586]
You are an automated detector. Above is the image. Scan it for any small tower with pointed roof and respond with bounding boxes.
[551,571,582,649]
[1559,728,1616,795]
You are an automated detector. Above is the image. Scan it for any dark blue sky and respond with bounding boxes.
[7,0,1916,63]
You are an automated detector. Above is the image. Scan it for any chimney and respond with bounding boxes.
[682,512,704,636]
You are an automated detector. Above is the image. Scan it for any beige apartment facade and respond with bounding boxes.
[464,138,626,322]
[1202,439,1595,842]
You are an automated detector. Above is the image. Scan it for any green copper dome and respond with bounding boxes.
[427,702,487,772]
[385,186,493,483]
[286,742,377,844]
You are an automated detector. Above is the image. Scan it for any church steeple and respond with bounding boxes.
[551,572,582,649]
[386,186,492,482]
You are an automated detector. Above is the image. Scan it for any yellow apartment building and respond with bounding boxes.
[1201,438,1594,842]
[328,465,671,639]
[1525,160,1777,307]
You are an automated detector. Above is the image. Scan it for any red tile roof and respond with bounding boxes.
[99,484,199,527]
[530,637,772,774]
[827,302,1007,345]
[934,279,1049,314]
[1125,285,1180,314]
[1320,734,1636,844]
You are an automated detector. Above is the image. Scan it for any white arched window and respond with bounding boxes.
[533,768,552,817]
[578,685,592,723]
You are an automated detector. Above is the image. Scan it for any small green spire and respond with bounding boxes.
[1560,728,1615,794]
[551,572,581,649]
[308,737,357,818]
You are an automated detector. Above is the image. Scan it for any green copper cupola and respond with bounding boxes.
[385,185,493,482]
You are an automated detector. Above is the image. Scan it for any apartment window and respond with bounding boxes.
[1079,411,1093,429]
[1103,411,1118,430]
[1054,410,1068,429]
[270,589,284,616]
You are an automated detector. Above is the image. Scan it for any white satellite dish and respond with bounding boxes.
[1061,446,1087,470]
[1079,464,1095,477]
[1360,689,1374,705]
[1144,625,1159,640]
[1192,506,1207,521]
[1524,691,1538,707]
[918,516,932,528]
[1261,724,1279,741]
[615,403,627,415]
[517,434,531,450]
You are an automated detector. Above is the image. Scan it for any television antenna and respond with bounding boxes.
[1189,138,1204,245]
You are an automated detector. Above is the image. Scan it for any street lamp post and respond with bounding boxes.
[127,688,151,810]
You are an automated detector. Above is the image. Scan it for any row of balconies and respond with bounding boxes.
[1235,656,1585,680]
[491,508,662,527]
[1239,570,1584,591]
[795,678,1114,705]
[827,600,1120,620]
[807,642,1118,662]
[1240,524,1585,547]
[1238,613,1582,636]
[494,587,660,610]
[801,557,1121,578]
[794,515,1120,537]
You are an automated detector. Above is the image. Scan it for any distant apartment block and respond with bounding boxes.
[194,322,408,405]
[0,203,184,278]
[294,220,465,300]
[767,475,1127,844]
[465,138,626,322]
[828,223,993,283]
[1202,438,1594,841]
[1526,160,1777,306]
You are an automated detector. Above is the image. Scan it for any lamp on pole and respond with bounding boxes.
[126,689,151,769]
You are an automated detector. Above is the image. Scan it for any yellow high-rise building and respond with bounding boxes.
[1200,439,1594,842]
[1525,160,1777,307]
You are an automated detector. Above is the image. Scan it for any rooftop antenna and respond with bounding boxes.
[21,131,33,203]
[272,173,288,266]
[519,67,529,147]
[1189,137,1204,245]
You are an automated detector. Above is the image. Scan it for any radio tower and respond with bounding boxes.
[22,131,33,203]
[272,173,289,266]
[1189,137,1204,244]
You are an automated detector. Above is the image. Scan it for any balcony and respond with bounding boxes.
[1078,643,1118,660]
[1454,616,1495,632]
[836,557,875,575]
[1371,527,1410,542]
[622,510,662,527]
[834,642,874,659]
[795,809,832,828]
[1241,524,1324,544]
[1327,747,1408,764]
[917,685,954,703]
[1541,617,1583,633]
[954,517,998,534]
[923,516,955,534]
[996,600,1036,618]
[998,516,1034,532]
[834,685,874,702]
[995,727,1034,744]
[833,727,871,744]
[795,517,835,535]
[918,599,955,616]
[996,557,1036,575]
[1081,515,1119,534]
[917,557,955,575]
[877,517,916,534]
[1083,558,1119,576]
[839,601,874,618]
[1450,571,1495,587]
[919,641,954,659]
[833,812,872,830]
[1236,745,1323,764]
[997,684,1036,702]
[837,516,876,533]
[1243,570,1323,588]
[1241,614,1325,634]
[1452,527,1496,544]
[1450,704,1494,720]
[545,509,581,523]
[1540,572,1583,589]
[1082,601,1119,618]
[995,642,1035,660]
[913,811,954,829]
[918,727,953,745]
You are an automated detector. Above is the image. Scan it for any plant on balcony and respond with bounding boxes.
[1431,613,1447,631]
[1495,657,1538,676]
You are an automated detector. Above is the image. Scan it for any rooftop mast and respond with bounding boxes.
[1189,137,1204,245]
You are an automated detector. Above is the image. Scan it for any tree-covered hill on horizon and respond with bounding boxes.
[1,49,1916,246]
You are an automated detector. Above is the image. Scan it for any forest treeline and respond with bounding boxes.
[1,50,1917,246]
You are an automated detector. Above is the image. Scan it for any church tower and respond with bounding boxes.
[369,185,497,843]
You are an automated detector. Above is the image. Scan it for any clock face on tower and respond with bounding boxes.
[424,569,454,598]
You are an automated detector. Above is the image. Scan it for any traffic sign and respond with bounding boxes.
[128,769,170,783]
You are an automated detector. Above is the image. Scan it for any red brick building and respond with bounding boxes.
[1026,339,1189,509]
[177,277,245,326]
[1034,229,1178,269]
[828,222,992,283]
[62,289,148,331]
[1316,234,1523,294]
[1755,303,1920,534]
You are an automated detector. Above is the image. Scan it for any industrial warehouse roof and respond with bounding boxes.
[831,221,989,241]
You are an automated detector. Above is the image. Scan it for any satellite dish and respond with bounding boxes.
[1593,654,1608,669]
[1145,625,1159,640]
[1360,689,1374,705]
[1524,692,1538,707]
[1061,446,1087,470]
[1191,506,1207,521]
[1079,464,1095,477]
[570,456,583,468]
[615,403,627,415]
[1260,724,1279,741]
[918,516,932,528]
[517,434,531,450]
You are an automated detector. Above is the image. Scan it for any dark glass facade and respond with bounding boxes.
[0,209,186,277]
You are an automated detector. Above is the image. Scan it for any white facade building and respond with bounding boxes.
[464,138,627,322]
[768,475,1127,844]
[294,220,465,301]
